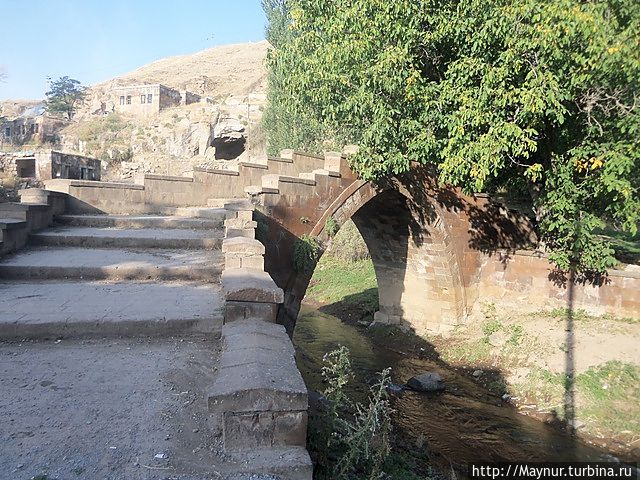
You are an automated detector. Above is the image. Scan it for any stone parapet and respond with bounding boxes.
[0,191,65,255]
[213,198,311,476]
[208,319,308,453]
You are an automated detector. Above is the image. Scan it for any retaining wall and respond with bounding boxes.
[476,251,640,319]
[0,189,66,255]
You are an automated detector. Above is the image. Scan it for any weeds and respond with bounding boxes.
[326,216,339,238]
[507,325,524,346]
[482,319,502,338]
[312,346,394,480]
[293,234,321,272]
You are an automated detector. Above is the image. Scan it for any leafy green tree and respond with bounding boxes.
[262,0,290,48]
[45,76,86,120]
[262,0,329,155]
[263,0,639,274]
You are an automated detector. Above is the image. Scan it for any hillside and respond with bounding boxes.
[64,41,270,179]
[92,40,269,100]
[2,41,271,181]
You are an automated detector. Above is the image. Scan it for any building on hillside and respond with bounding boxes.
[1,104,64,147]
[109,84,201,117]
[0,150,101,181]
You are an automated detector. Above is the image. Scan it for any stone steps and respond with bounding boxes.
[224,447,313,480]
[30,225,223,250]
[0,246,223,281]
[56,214,223,230]
[1,209,228,340]
[0,280,224,340]
[160,206,227,220]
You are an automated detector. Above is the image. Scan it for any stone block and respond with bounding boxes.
[224,218,258,230]
[224,199,255,212]
[220,345,292,369]
[225,300,277,323]
[222,268,284,304]
[208,361,308,414]
[222,237,265,255]
[226,227,256,239]
[223,410,308,451]
[225,254,264,270]
[225,208,254,221]
[280,149,294,159]
[223,332,295,357]
[223,318,287,339]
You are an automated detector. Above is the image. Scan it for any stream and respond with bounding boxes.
[293,305,622,474]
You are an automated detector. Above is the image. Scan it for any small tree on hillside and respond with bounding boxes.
[45,76,86,120]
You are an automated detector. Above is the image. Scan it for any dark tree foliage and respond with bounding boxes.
[263,0,639,275]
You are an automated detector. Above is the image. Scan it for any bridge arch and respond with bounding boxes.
[314,181,465,334]
[257,172,477,335]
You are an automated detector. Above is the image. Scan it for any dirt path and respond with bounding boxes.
[0,335,235,480]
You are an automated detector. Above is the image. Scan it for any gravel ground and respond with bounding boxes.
[0,335,239,480]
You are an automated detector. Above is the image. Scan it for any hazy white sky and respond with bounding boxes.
[0,0,266,100]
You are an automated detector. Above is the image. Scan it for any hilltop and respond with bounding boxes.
[91,40,269,101]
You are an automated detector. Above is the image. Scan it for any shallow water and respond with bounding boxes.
[294,306,619,472]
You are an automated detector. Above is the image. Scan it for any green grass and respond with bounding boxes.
[442,339,492,364]
[543,308,638,325]
[482,318,502,337]
[597,226,640,264]
[307,256,378,312]
[510,367,566,411]
[576,361,640,434]
[511,362,640,436]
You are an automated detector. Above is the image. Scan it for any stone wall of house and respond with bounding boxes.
[158,85,182,110]
[35,151,101,181]
[180,90,201,105]
[110,84,198,117]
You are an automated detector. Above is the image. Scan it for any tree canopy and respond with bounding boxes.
[263,0,639,274]
[45,76,86,120]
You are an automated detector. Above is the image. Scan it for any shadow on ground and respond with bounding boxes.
[296,292,632,477]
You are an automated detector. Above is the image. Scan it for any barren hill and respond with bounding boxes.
[95,40,270,99]
[3,41,271,182]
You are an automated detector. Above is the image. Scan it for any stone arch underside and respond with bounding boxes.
[264,179,467,336]
[335,187,465,335]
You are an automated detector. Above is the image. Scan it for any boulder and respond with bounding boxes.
[406,372,445,392]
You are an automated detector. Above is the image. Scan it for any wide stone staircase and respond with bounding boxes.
[0,192,313,479]
[0,207,227,338]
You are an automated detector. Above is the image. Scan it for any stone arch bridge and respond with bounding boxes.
[2,149,637,334]
[1,148,638,478]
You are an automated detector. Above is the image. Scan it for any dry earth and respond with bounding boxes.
[0,335,261,480]
[95,40,269,99]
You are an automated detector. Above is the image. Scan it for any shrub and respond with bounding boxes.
[293,234,321,272]
[325,216,339,238]
[326,219,370,262]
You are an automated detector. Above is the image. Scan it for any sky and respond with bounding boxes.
[0,0,266,100]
